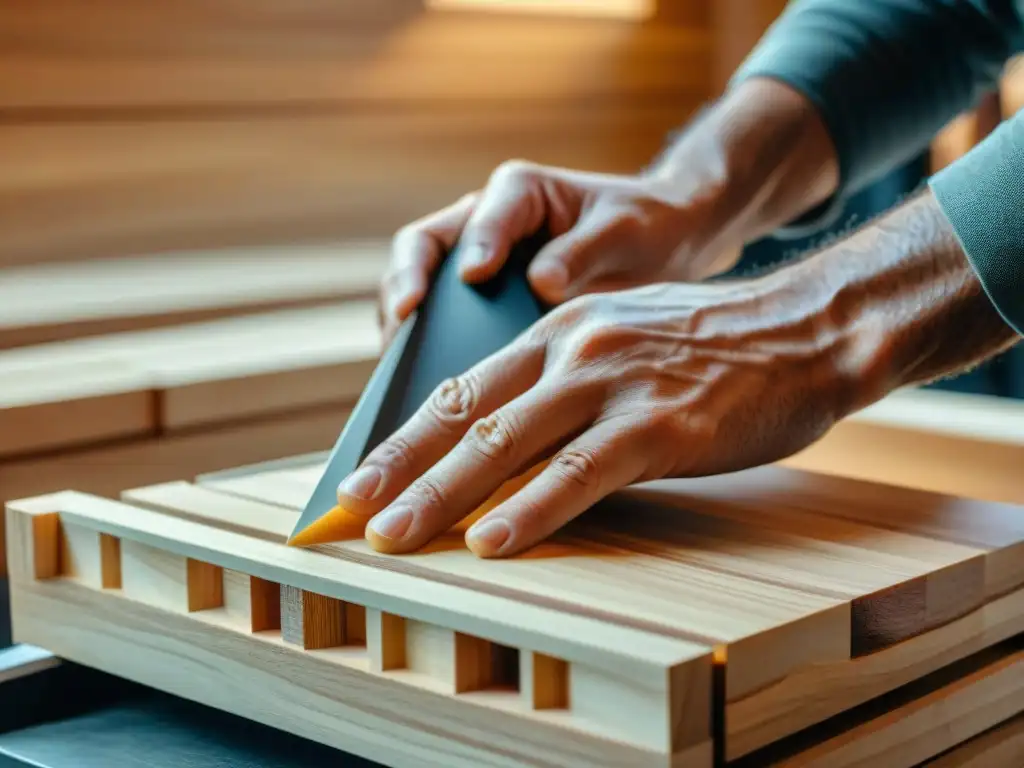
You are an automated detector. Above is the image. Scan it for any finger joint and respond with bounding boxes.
[427,374,479,429]
[551,448,602,490]
[465,409,524,464]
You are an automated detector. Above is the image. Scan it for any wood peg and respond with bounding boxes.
[280,585,346,650]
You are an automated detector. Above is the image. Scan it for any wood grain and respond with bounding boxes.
[5,491,714,765]
[734,639,1024,767]
[0,242,386,350]
[926,712,1024,766]
[0,302,378,458]
[0,2,708,266]
[784,387,1024,507]
[141,455,1024,756]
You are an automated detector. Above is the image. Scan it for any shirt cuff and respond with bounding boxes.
[929,115,1024,337]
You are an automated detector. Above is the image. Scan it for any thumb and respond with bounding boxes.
[457,161,554,283]
[527,211,626,303]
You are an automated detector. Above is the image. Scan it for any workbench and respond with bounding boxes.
[3,382,1024,767]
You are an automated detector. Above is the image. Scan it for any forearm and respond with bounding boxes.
[653,0,1023,248]
[733,0,1024,229]
[647,76,841,257]
[776,190,1019,414]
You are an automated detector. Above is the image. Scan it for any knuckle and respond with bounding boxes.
[458,190,481,208]
[551,448,602,489]
[427,374,479,427]
[464,409,523,463]
[566,324,626,368]
[390,222,423,255]
[407,475,448,513]
[546,293,596,330]
[490,158,536,186]
[367,433,416,473]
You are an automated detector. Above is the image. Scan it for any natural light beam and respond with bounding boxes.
[425,0,653,20]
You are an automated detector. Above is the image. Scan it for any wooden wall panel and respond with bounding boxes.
[0,1,711,267]
[0,3,707,109]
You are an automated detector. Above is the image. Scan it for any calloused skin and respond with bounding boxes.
[338,80,1018,559]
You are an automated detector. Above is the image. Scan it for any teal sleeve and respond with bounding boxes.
[930,115,1024,336]
[731,0,1024,235]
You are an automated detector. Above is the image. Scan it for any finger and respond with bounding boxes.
[527,208,633,303]
[457,161,549,283]
[464,417,648,558]
[364,378,599,554]
[381,192,477,331]
[334,334,545,518]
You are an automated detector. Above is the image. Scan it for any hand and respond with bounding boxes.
[341,270,858,558]
[377,160,745,344]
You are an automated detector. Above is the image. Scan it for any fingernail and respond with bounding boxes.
[466,519,511,557]
[459,245,488,273]
[530,262,568,291]
[337,466,383,500]
[368,506,413,542]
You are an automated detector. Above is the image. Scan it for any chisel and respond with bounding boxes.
[287,231,550,547]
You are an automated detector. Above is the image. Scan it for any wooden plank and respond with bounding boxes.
[784,387,1024,506]
[0,403,352,578]
[4,492,714,766]
[0,302,379,456]
[177,459,1024,756]
[0,359,156,460]
[731,639,1024,767]
[0,242,386,350]
[926,712,1024,766]
[0,102,695,266]
[0,2,707,109]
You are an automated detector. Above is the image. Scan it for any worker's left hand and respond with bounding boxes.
[336,271,865,558]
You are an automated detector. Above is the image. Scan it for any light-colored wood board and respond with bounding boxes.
[6,490,712,757]
[725,560,1024,759]
[0,242,386,350]
[785,388,1024,506]
[0,359,156,459]
[0,103,694,265]
[9,491,708,678]
[0,406,351,506]
[0,2,707,109]
[0,302,378,450]
[739,641,1024,767]
[926,712,1024,766]
[0,404,352,577]
[7,576,712,767]
[192,456,1024,757]
[204,461,1015,657]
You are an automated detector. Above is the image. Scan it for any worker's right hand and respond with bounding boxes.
[377,160,745,344]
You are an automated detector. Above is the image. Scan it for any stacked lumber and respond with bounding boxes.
[0,241,386,349]
[0,286,385,575]
[6,384,1024,766]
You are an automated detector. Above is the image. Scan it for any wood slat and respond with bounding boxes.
[0,2,707,109]
[784,388,1024,506]
[734,639,1024,767]
[0,103,693,266]
[0,301,378,458]
[0,241,386,350]
[176,456,1024,757]
[0,404,353,577]
[927,712,1024,766]
[5,491,714,766]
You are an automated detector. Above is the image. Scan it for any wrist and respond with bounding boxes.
[774,190,1018,415]
[647,77,840,258]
